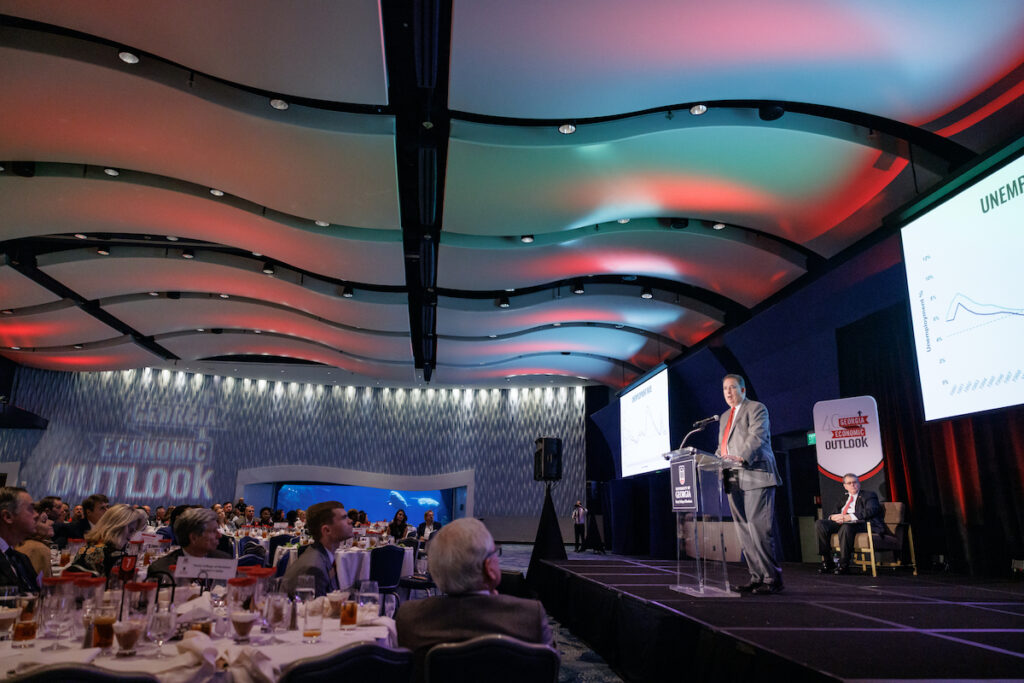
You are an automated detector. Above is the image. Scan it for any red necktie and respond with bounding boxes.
[841,495,853,515]
[721,407,735,456]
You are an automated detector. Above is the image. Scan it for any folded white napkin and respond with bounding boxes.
[175,592,213,621]
[360,615,397,645]
[222,643,275,683]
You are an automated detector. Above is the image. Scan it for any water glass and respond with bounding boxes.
[0,587,21,641]
[356,581,380,624]
[147,603,176,658]
[301,596,324,643]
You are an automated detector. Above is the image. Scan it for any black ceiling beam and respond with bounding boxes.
[381,0,453,382]
[3,250,177,361]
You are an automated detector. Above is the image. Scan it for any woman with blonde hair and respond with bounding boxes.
[71,504,148,576]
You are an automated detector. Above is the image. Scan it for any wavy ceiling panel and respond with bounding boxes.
[1,340,162,372]
[0,0,388,103]
[0,47,399,228]
[438,229,804,308]
[432,354,633,388]
[436,327,670,367]
[105,298,412,362]
[0,304,119,348]
[38,255,409,331]
[444,120,914,253]
[450,0,1024,124]
[437,294,721,348]
[0,266,60,309]
[1,178,403,284]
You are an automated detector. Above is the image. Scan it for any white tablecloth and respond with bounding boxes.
[0,616,393,682]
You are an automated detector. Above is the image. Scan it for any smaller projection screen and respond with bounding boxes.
[619,366,671,477]
[901,150,1024,421]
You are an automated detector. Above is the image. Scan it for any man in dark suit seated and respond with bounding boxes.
[0,486,41,592]
[416,510,442,539]
[281,501,353,596]
[147,507,231,581]
[54,493,108,549]
[396,518,553,678]
[815,473,885,574]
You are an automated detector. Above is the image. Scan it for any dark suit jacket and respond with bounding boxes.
[416,521,441,538]
[830,490,885,535]
[396,593,553,681]
[716,399,781,490]
[0,545,41,592]
[54,518,90,549]
[281,541,337,596]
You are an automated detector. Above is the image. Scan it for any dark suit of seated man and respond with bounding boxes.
[815,473,885,574]
[147,507,231,582]
[281,501,353,596]
[397,517,553,682]
[416,510,442,539]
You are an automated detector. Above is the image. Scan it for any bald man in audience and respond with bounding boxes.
[396,518,552,680]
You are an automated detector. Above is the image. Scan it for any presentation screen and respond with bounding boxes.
[619,366,672,477]
[901,151,1024,421]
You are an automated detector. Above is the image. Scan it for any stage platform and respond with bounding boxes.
[532,557,1024,682]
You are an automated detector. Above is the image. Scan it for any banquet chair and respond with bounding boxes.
[8,663,159,683]
[237,552,266,567]
[274,548,292,577]
[278,642,413,683]
[217,534,236,557]
[830,501,918,577]
[424,634,560,683]
[268,534,298,566]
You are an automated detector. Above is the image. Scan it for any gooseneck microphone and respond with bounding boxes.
[692,415,720,428]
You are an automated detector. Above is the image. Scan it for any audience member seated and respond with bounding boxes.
[0,486,42,592]
[259,506,274,526]
[148,507,231,580]
[389,509,410,539]
[15,503,56,579]
[157,505,196,544]
[281,501,354,596]
[416,510,442,540]
[235,505,257,528]
[815,473,885,574]
[71,504,148,577]
[56,493,108,548]
[396,517,553,679]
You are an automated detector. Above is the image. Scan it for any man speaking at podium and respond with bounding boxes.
[716,374,783,594]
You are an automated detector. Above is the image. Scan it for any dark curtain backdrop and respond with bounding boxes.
[837,303,1024,576]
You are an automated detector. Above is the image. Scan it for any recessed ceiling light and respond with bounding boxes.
[504,288,515,292]
[118,51,139,65]
[641,287,654,299]
[488,334,497,338]
[262,262,275,275]
[74,233,87,240]
[182,249,194,259]
[196,328,205,332]
[0,165,5,173]
[572,282,584,295]
[314,220,330,227]
[497,297,510,308]
[167,235,179,242]
[73,344,83,350]
[10,346,21,350]
[148,291,159,297]
[269,98,289,111]
[689,104,708,116]
[520,235,534,244]
[341,286,354,298]
[103,168,119,176]
[553,322,561,327]
[712,222,726,230]
[252,252,262,257]
[96,247,110,256]
[219,293,229,299]
[0,310,12,315]
[209,188,224,197]
[617,218,630,224]
[614,324,624,329]
[557,123,576,135]
[253,329,262,334]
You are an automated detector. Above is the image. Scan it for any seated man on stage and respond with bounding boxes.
[815,473,885,574]
[281,500,353,596]
[397,518,553,678]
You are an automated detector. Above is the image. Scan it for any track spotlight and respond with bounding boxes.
[689,104,707,116]
[520,235,534,244]
[341,286,354,298]
[269,98,289,110]
[181,249,194,259]
[572,282,584,295]
[262,262,275,275]
[758,104,785,121]
[96,247,110,256]
[640,287,653,299]
[497,296,510,308]
[557,123,576,135]
[118,51,139,64]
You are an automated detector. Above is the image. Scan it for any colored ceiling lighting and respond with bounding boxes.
[103,168,119,176]
[520,235,534,243]
[118,51,139,64]
[557,123,576,135]
[689,104,708,115]
[641,287,654,299]
[497,297,510,308]
[209,188,224,197]
[269,98,289,110]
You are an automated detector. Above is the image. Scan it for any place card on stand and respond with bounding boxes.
[175,556,238,580]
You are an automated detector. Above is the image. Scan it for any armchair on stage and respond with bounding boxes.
[829,501,918,577]
[665,446,740,598]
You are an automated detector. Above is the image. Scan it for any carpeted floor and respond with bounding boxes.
[499,543,625,683]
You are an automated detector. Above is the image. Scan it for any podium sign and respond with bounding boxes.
[671,455,697,511]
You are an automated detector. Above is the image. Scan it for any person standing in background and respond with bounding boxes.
[571,501,587,552]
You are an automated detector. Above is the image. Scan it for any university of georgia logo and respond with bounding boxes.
[678,466,686,486]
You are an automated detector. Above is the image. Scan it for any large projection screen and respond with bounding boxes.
[901,151,1024,421]
[619,367,671,477]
